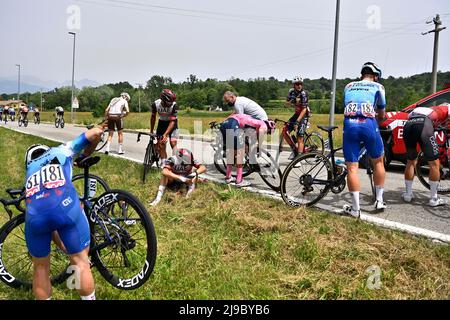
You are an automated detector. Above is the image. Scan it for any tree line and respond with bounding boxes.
[1,71,449,117]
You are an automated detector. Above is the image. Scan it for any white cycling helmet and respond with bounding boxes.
[121,92,131,101]
[25,144,50,167]
[361,62,382,79]
[292,76,304,84]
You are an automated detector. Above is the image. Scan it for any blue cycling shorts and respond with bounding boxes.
[25,197,91,258]
[220,118,244,151]
[343,117,384,163]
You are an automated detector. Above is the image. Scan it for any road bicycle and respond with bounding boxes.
[137,132,161,183]
[274,118,325,161]
[18,113,29,127]
[0,156,157,290]
[280,125,375,207]
[34,113,40,125]
[9,112,15,122]
[55,114,65,128]
[416,126,450,194]
[209,121,282,192]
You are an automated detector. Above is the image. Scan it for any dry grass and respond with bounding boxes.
[0,127,448,300]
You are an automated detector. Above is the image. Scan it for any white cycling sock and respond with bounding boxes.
[405,180,413,196]
[430,181,439,199]
[186,183,196,197]
[81,291,96,300]
[155,185,166,201]
[350,191,360,211]
[375,186,384,202]
[105,141,111,152]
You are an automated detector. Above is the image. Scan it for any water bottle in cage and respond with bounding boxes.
[335,158,346,175]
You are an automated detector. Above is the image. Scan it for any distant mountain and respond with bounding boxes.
[0,75,100,94]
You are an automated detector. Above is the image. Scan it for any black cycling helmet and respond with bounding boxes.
[361,62,382,79]
[25,144,50,168]
[160,89,177,103]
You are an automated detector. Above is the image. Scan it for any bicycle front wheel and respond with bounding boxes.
[60,118,65,128]
[0,214,70,289]
[257,150,282,191]
[280,153,333,207]
[55,118,59,128]
[89,190,157,290]
[416,153,450,194]
[142,144,155,183]
[304,132,325,154]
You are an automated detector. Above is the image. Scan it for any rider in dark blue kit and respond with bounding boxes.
[342,62,387,218]
[24,126,104,300]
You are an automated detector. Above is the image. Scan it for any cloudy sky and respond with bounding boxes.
[1,0,449,86]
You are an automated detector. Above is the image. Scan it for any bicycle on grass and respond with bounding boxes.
[416,126,450,194]
[137,132,161,183]
[280,125,375,207]
[0,156,157,290]
[274,118,325,161]
[209,121,282,192]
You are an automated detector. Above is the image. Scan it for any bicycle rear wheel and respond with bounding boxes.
[89,190,157,290]
[0,214,70,289]
[280,153,333,207]
[304,132,325,154]
[55,118,59,128]
[60,118,65,128]
[257,150,282,191]
[416,153,450,194]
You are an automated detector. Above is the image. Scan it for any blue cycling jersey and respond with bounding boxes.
[25,133,91,258]
[343,80,386,118]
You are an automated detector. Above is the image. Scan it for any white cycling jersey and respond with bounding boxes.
[151,99,178,121]
[107,97,129,116]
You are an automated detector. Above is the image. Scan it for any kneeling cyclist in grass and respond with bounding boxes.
[150,148,206,206]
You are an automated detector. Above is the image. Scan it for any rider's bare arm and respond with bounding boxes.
[296,108,308,123]
[162,167,188,182]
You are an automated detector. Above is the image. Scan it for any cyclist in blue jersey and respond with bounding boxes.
[24,126,104,300]
[342,62,387,218]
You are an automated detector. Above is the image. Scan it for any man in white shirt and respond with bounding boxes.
[223,91,268,121]
[104,92,130,155]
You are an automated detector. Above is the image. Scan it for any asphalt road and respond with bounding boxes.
[1,120,449,240]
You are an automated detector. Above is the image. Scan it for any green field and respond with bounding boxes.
[37,111,345,146]
[0,127,448,300]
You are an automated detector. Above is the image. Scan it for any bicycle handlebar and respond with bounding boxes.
[1,193,26,218]
[137,131,160,143]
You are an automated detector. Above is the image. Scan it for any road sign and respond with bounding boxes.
[72,97,79,109]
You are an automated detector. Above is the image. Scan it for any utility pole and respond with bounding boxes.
[329,0,340,126]
[136,83,142,113]
[69,32,76,122]
[15,64,21,101]
[422,14,446,94]
[40,90,43,110]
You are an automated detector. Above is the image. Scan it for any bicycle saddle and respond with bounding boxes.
[78,156,101,168]
[86,124,95,130]
[317,126,339,133]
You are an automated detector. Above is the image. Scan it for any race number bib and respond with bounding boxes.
[361,103,376,118]
[344,103,358,117]
[26,164,66,198]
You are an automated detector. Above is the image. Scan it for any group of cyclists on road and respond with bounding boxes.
[0,104,66,126]
[7,60,450,300]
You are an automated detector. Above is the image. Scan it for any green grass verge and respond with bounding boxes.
[0,127,448,300]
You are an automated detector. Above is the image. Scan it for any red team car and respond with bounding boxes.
[379,85,450,166]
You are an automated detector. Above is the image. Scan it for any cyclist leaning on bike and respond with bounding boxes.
[285,76,311,160]
[220,113,275,188]
[342,62,387,218]
[150,89,179,164]
[402,103,450,207]
[24,126,104,300]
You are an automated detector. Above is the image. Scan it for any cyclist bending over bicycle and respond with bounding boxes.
[285,76,311,160]
[150,89,179,164]
[24,126,104,300]
[220,113,276,188]
[150,148,206,206]
[402,103,450,207]
[342,62,387,218]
